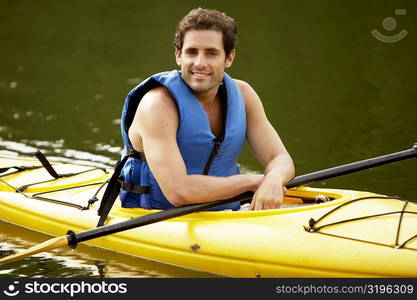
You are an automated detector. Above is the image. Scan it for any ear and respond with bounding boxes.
[224,49,235,69]
[175,49,181,66]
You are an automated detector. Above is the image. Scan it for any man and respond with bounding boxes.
[118,8,294,211]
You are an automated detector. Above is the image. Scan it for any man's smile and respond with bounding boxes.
[190,70,212,78]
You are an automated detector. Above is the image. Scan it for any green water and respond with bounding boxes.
[1,0,416,277]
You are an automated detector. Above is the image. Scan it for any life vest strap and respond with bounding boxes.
[118,179,149,194]
[96,148,148,227]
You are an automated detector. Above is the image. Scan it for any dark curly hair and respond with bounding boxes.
[174,8,238,57]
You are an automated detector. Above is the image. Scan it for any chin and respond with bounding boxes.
[190,83,213,93]
[183,78,207,91]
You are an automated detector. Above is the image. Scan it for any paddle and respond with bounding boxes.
[1,143,416,264]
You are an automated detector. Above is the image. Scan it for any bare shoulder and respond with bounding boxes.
[136,86,179,126]
[233,79,262,110]
[234,79,255,97]
[129,86,178,152]
[132,85,179,135]
[138,86,177,115]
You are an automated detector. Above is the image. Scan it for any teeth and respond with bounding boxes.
[192,71,210,77]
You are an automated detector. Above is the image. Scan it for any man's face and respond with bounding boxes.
[175,30,235,96]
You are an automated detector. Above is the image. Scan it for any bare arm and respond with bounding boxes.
[128,86,262,207]
[236,80,295,210]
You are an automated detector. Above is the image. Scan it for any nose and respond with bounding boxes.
[194,53,207,68]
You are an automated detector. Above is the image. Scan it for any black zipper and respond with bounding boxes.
[203,83,227,175]
[203,138,222,175]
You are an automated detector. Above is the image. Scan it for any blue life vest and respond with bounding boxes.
[119,70,246,210]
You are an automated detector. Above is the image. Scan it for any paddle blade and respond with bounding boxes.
[0,235,69,264]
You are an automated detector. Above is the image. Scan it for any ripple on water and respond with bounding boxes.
[0,140,38,154]
[0,138,117,168]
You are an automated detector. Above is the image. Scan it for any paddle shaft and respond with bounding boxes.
[287,143,417,188]
[68,191,254,247]
[67,143,417,248]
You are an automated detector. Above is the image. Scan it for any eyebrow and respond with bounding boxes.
[183,47,221,52]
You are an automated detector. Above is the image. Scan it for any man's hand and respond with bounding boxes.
[249,172,287,210]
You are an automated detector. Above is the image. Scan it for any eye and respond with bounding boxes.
[184,48,197,56]
[207,50,219,57]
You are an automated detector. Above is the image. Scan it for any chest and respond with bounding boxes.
[201,98,225,138]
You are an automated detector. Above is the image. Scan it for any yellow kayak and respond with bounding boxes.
[0,154,416,277]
